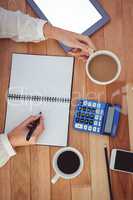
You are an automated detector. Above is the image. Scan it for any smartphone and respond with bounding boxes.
[110,149,133,174]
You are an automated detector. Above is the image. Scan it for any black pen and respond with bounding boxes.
[104,145,113,200]
[26,112,42,141]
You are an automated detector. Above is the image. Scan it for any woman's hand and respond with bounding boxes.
[44,23,96,60]
[8,115,45,147]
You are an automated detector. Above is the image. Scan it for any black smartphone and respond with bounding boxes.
[110,149,133,174]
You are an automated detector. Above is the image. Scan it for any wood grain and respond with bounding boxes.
[104,0,133,199]
[127,83,133,150]
[72,186,91,200]
[0,0,133,200]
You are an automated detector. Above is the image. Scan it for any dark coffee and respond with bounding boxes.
[57,151,80,174]
[89,54,118,82]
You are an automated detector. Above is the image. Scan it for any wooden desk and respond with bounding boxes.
[0,0,133,200]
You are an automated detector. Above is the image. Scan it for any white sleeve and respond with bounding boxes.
[0,7,47,42]
[0,134,16,167]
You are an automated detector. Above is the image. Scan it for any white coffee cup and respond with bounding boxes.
[86,50,121,85]
[51,147,84,184]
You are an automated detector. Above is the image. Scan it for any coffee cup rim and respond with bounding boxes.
[86,50,121,85]
[52,147,84,179]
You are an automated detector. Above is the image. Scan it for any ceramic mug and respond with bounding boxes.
[51,147,84,184]
[86,50,121,85]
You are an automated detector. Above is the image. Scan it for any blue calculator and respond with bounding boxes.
[73,99,121,137]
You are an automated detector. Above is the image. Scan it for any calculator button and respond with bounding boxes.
[78,106,82,111]
[88,126,92,131]
[98,122,102,127]
[97,103,101,108]
[95,115,99,120]
[81,113,85,117]
[77,112,81,117]
[75,123,83,129]
[94,121,98,126]
[79,124,83,129]
[100,110,104,115]
[92,102,97,107]
[85,113,90,118]
[91,108,96,113]
[83,100,88,106]
[97,127,100,133]
[83,125,88,130]
[80,118,84,123]
[83,107,87,111]
[99,116,102,121]
[96,109,100,114]
[90,114,95,119]
[87,107,91,112]
[75,123,78,128]
[84,119,89,124]
[79,100,83,105]
[88,102,92,107]
[93,127,97,132]
[75,118,80,123]
[89,120,93,125]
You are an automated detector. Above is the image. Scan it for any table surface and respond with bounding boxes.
[0,0,133,200]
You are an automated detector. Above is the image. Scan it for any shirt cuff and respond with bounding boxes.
[0,134,16,157]
[35,19,47,41]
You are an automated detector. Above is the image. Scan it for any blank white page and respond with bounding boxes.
[33,0,102,33]
[9,54,73,98]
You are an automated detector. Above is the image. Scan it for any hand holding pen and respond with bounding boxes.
[26,112,42,141]
[8,114,45,147]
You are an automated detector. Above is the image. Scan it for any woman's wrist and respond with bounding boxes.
[8,134,16,148]
[43,23,56,39]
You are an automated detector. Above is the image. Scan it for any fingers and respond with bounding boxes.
[78,34,96,50]
[21,115,40,127]
[68,51,88,62]
[68,33,96,58]
[33,115,45,137]
[68,48,89,61]
[73,33,96,55]
[74,40,89,53]
[68,49,89,57]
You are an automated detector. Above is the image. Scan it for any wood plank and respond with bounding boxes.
[0,162,11,200]
[84,10,110,199]
[70,57,91,187]
[122,0,133,83]
[127,83,133,150]
[46,39,71,200]
[0,2,14,200]
[72,185,91,200]
[25,4,51,200]
[10,147,31,200]
[29,146,51,200]
[4,1,31,200]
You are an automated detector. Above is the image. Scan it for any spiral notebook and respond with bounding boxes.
[5,54,74,146]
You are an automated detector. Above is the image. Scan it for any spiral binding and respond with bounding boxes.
[8,93,70,103]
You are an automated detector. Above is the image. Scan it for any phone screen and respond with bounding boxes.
[114,150,133,173]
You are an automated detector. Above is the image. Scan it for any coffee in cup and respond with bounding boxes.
[51,147,84,184]
[86,50,121,85]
